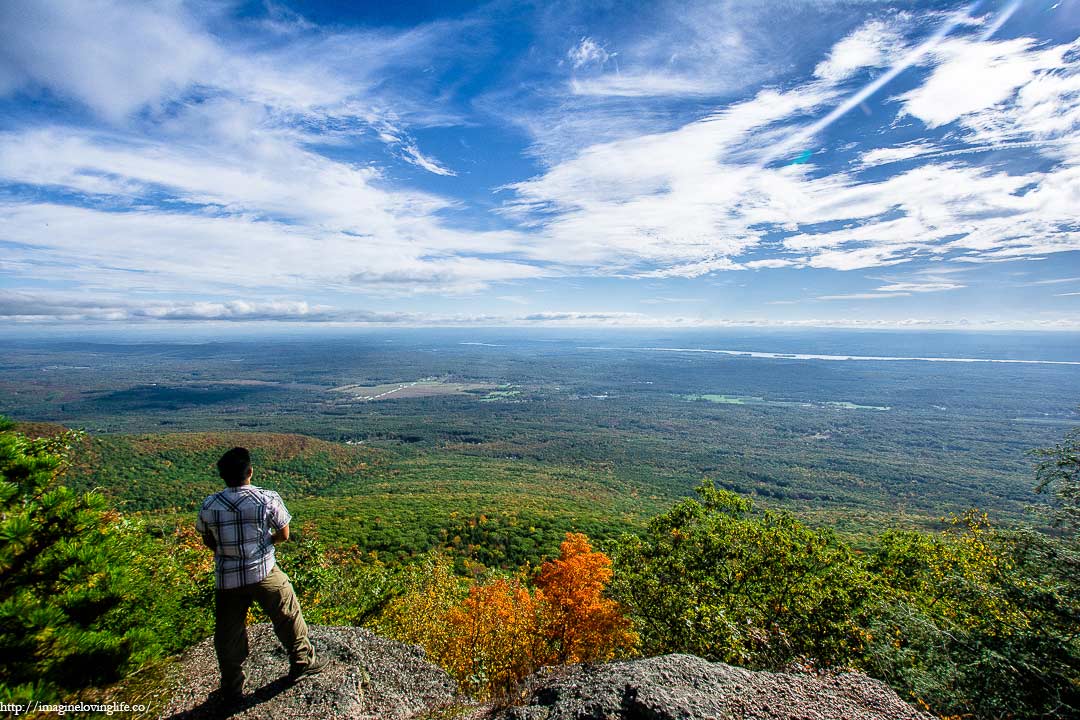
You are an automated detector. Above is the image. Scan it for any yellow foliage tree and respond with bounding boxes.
[376,553,464,662]
[443,578,546,696]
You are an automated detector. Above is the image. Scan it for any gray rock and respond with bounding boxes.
[160,627,931,720]
[486,654,933,720]
[159,624,459,719]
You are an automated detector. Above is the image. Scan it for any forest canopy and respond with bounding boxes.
[0,416,1076,718]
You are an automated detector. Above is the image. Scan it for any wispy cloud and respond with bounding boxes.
[857,141,938,167]
[0,0,217,122]
[873,281,965,293]
[506,10,1080,278]
[897,36,1075,130]
[496,295,530,305]
[5,289,1078,331]
[0,1,512,295]
[817,292,913,301]
[570,74,725,98]
[0,201,541,295]
[399,142,457,176]
[640,296,708,304]
[0,0,1076,327]
[0,291,345,323]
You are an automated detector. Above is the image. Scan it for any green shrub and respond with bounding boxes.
[608,479,873,669]
[864,515,1079,719]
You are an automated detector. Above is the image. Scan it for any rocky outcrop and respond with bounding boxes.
[160,625,931,720]
[159,624,459,719]
[487,654,933,720]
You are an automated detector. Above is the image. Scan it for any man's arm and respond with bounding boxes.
[267,490,293,545]
[195,508,216,551]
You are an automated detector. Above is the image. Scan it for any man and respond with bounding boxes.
[196,447,327,702]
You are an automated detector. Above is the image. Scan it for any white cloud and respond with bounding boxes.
[505,85,835,269]
[1,0,1078,322]
[875,281,964,293]
[0,201,543,295]
[810,277,966,302]
[0,0,218,122]
[817,292,912,300]
[635,257,744,278]
[400,142,456,176]
[0,0,463,168]
[5,288,1077,330]
[489,0,812,166]
[0,124,512,253]
[640,296,708,304]
[570,73,722,98]
[505,15,1080,279]
[1032,276,1080,285]
[858,141,937,166]
[744,258,805,270]
[559,3,760,100]
[807,246,916,271]
[898,37,1073,130]
[568,37,611,69]
[0,291,344,323]
[0,1,527,296]
[513,58,1080,276]
[814,19,904,83]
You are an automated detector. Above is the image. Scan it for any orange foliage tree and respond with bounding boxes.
[535,532,637,664]
[378,532,637,698]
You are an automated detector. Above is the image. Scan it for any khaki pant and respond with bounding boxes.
[214,564,314,694]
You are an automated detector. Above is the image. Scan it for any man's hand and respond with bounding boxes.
[201,532,217,551]
[271,524,290,545]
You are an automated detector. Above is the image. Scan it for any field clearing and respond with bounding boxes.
[332,379,496,401]
[683,394,890,411]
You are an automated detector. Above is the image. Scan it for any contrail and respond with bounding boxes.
[760,0,992,168]
[981,0,1023,39]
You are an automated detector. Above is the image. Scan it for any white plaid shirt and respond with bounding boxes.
[195,485,292,590]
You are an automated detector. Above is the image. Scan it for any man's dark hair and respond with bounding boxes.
[217,447,252,487]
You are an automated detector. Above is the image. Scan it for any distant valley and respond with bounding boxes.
[3,328,1078,561]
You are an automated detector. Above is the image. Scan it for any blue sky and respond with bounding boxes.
[1,0,1079,330]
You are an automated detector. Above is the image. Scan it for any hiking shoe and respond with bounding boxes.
[289,653,329,682]
[211,687,244,709]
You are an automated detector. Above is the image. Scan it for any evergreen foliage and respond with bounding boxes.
[0,417,131,700]
[0,417,212,703]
